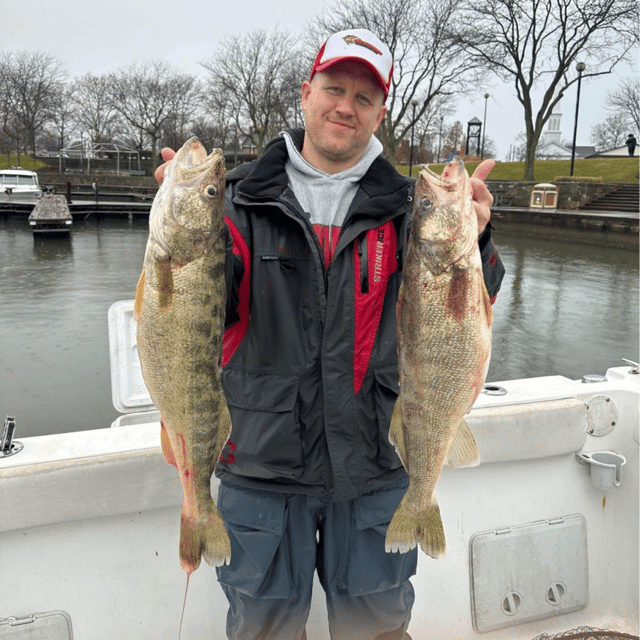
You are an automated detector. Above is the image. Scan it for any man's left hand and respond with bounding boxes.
[154,147,176,185]
[470,159,495,235]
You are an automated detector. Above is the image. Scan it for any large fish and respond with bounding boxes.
[386,157,492,558]
[134,137,232,574]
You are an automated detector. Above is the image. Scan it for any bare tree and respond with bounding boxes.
[591,113,632,151]
[43,83,78,170]
[511,132,529,162]
[195,83,239,159]
[0,52,27,163]
[450,0,639,180]
[71,74,121,146]
[605,76,639,132]
[161,77,203,151]
[274,54,308,133]
[412,96,455,163]
[108,60,200,170]
[0,50,67,159]
[313,0,485,162]
[440,121,466,160]
[201,29,302,155]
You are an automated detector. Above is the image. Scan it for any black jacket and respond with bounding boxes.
[216,130,504,500]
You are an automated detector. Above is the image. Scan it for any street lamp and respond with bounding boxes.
[481,93,489,160]
[409,99,419,178]
[570,61,586,177]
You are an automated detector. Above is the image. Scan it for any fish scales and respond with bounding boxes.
[134,137,232,574]
[386,157,492,558]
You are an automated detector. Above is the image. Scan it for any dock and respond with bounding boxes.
[1,195,637,248]
[1,199,152,220]
[28,194,73,235]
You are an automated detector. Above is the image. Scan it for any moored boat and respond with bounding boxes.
[28,193,73,235]
[0,168,42,204]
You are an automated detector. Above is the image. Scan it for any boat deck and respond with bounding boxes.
[28,194,73,234]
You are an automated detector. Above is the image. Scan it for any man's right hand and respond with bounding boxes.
[154,147,176,184]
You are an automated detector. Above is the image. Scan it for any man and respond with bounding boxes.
[625,133,636,157]
[157,28,504,640]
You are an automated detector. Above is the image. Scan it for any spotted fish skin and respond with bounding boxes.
[386,157,492,558]
[134,137,231,573]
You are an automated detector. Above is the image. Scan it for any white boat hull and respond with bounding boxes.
[1,366,638,639]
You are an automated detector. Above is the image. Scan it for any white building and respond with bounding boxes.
[536,104,595,159]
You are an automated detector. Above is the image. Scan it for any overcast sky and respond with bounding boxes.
[1,0,637,161]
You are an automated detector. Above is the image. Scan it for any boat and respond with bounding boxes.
[28,193,73,235]
[0,299,637,640]
[0,168,42,203]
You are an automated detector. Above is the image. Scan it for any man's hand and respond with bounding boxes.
[154,147,176,185]
[470,159,495,235]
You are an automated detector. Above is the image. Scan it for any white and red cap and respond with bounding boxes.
[309,29,394,100]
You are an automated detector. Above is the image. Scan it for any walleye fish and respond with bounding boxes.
[386,157,492,558]
[134,137,232,574]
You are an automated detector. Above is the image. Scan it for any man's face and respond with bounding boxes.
[300,61,387,173]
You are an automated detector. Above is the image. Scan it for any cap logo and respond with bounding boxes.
[342,34,383,56]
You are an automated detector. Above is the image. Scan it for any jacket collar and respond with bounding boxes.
[234,129,411,217]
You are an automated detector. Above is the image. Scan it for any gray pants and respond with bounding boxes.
[216,480,417,640]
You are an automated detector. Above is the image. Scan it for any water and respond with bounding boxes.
[0,217,638,438]
[1,218,149,437]
[490,229,639,381]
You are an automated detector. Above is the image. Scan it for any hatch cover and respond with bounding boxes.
[470,514,588,632]
[0,611,73,639]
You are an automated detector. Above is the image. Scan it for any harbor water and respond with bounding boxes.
[1,217,638,438]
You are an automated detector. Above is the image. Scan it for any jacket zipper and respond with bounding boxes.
[357,234,369,293]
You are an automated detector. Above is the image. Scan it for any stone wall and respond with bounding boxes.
[486,180,618,209]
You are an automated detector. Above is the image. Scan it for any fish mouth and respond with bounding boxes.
[149,138,226,261]
[175,140,225,188]
[178,138,223,170]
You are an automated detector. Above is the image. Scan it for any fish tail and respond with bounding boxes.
[385,496,446,558]
[201,504,232,567]
[179,504,231,574]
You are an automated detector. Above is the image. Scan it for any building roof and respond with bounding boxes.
[587,145,636,158]
[536,141,596,159]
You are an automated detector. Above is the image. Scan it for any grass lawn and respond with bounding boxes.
[0,154,47,172]
[397,157,639,183]
[3,152,638,184]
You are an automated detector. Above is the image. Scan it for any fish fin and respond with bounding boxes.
[386,496,446,558]
[389,399,408,469]
[179,504,231,573]
[133,268,145,321]
[160,420,178,468]
[447,418,480,468]
[155,260,174,309]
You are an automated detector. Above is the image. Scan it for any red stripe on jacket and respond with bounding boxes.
[222,217,251,367]
[353,221,398,394]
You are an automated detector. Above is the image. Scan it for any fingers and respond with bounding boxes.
[471,158,495,183]
[470,159,496,235]
[154,147,176,185]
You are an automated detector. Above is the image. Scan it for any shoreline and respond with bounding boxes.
[490,206,638,250]
[1,200,637,250]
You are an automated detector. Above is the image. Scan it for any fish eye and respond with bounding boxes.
[205,185,218,198]
[421,198,432,208]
